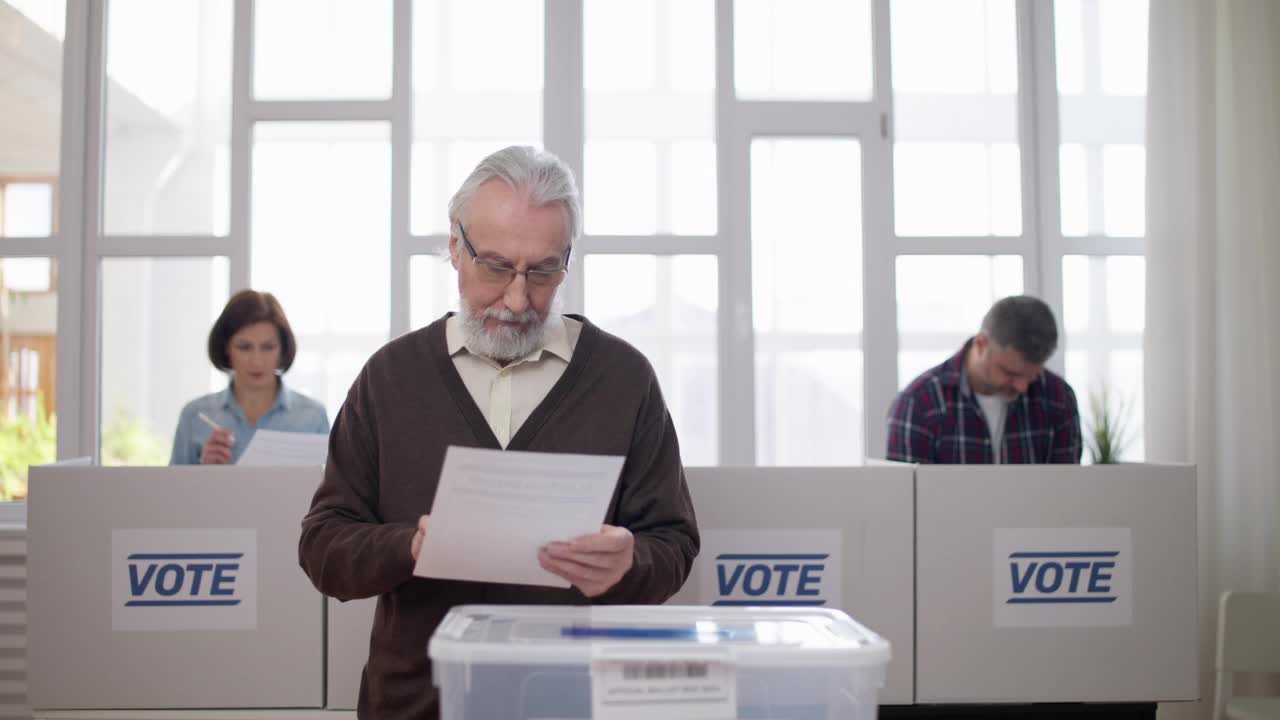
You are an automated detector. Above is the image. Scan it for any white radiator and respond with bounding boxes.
[0,525,28,720]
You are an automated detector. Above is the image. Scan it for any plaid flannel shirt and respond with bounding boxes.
[886,340,1082,464]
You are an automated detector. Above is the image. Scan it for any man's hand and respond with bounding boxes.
[410,514,430,562]
[539,525,634,597]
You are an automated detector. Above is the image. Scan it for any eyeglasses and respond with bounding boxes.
[456,220,570,289]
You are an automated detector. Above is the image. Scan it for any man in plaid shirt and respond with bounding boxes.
[887,296,1082,464]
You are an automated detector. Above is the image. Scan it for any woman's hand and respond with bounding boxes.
[200,428,235,464]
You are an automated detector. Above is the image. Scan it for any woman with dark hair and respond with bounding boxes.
[170,289,330,465]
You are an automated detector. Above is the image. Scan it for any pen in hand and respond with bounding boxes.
[197,411,235,444]
[196,412,237,465]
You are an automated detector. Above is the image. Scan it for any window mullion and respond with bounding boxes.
[230,0,253,293]
[544,0,585,315]
[716,0,755,465]
[1029,0,1067,378]
[54,0,98,459]
[862,0,897,461]
[389,0,412,338]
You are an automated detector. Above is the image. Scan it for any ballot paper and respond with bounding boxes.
[235,429,329,466]
[414,445,625,588]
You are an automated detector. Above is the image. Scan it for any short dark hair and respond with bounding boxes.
[980,295,1059,365]
[207,290,297,373]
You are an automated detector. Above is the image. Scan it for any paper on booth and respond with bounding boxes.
[236,429,329,466]
[414,445,624,588]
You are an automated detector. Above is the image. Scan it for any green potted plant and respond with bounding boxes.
[101,412,168,466]
[0,400,56,500]
[1085,385,1132,464]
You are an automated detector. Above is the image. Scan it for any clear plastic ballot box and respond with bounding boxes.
[428,604,891,720]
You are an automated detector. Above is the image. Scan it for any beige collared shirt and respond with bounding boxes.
[445,314,582,447]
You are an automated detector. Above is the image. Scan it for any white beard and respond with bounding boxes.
[459,302,558,363]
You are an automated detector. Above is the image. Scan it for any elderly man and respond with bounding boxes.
[887,295,1082,464]
[299,146,699,718]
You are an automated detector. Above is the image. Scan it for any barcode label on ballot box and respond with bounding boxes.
[591,654,737,720]
[621,661,710,681]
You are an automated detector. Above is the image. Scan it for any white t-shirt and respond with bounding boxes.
[975,393,1010,464]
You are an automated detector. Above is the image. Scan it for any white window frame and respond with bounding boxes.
[42,0,1143,464]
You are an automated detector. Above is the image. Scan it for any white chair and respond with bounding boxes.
[1214,591,1280,720]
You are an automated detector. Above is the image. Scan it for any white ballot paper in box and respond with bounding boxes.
[415,445,625,588]
[236,429,329,466]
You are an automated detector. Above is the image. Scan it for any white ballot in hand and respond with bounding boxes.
[235,429,329,466]
[415,445,624,588]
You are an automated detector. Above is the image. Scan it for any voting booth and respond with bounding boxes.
[296,462,1199,712]
[913,463,1199,704]
[27,465,326,710]
[328,595,378,709]
[326,464,916,708]
[668,465,915,704]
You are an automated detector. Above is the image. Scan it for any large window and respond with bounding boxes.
[410,0,543,235]
[99,258,228,465]
[735,0,874,101]
[751,138,865,465]
[586,254,718,465]
[21,0,1149,471]
[1,0,64,499]
[103,0,231,236]
[0,257,58,499]
[890,0,1026,404]
[252,122,390,414]
[1055,0,1148,462]
[896,255,1024,387]
[581,0,719,464]
[891,0,1021,237]
[93,0,233,465]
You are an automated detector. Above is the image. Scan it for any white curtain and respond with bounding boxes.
[1146,0,1280,717]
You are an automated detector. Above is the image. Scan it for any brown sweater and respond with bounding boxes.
[298,314,700,719]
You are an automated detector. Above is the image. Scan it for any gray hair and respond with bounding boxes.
[447,145,582,246]
[980,295,1059,365]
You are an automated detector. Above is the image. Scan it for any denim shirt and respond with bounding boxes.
[169,381,330,465]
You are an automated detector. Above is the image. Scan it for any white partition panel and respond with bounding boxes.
[27,466,325,709]
[915,464,1198,702]
[327,464,916,708]
[669,465,915,704]
[327,596,376,710]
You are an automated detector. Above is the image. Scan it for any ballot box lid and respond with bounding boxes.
[428,604,890,668]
